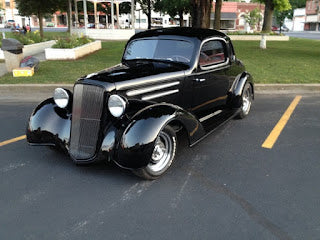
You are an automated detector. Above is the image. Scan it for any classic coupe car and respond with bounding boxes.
[27,27,254,179]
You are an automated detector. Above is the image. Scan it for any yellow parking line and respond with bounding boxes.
[262,96,302,149]
[0,135,26,147]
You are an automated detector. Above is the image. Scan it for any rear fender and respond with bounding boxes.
[228,72,254,108]
[114,103,205,169]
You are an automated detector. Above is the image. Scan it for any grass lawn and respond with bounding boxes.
[0,41,126,84]
[0,38,319,84]
[2,31,70,40]
[233,38,320,83]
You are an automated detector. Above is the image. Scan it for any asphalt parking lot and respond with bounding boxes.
[0,93,320,240]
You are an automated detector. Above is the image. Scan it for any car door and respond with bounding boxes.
[190,39,231,117]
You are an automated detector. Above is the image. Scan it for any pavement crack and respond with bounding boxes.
[170,171,192,209]
[0,163,26,172]
[192,170,292,240]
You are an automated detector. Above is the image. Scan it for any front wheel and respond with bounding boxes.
[133,126,177,180]
[237,82,253,119]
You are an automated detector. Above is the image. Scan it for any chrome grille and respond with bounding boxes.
[69,84,105,160]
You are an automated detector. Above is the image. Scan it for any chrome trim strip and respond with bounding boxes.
[193,37,230,71]
[200,58,230,71]
[115,71,185,91]
[199,110,222,122]
[126,81,180,97]
[142,89,179,101]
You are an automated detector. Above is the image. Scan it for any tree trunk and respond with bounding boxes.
[67,0,72,33]
[74,0,79,28]
[201,0,211,28]
[147,0,151,29]
[191,0,212,28]
[262,0,274,32]
[191,0,200,27]
[179,10,184,27]
[214,0,222,30]
[38,12,44,38]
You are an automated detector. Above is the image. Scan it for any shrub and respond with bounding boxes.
[1,30,46,45]
[52,35,92,49]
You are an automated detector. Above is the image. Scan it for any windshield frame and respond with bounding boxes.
[122,36,199,68]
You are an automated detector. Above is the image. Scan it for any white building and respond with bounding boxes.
[119,3,190,29]
[292,8,306,31]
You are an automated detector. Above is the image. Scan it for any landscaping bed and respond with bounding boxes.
[0,31,65,59]
[45,40,102,60]
[0,40,56,59]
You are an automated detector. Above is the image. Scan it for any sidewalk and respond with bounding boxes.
[0,52,46,77]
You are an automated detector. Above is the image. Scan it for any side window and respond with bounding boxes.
[199,40,227,68]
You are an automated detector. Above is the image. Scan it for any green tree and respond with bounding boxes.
[287,0,306,19]
[260,0,291,32]
[15,0,65,37]
[119,2,132,15]
[154,0,190,26]
[191,0,213,28]
[273,0,305,32]
[136,0,155,29]
[244,8,262,31]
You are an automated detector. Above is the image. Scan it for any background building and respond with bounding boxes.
[305,0,320,31]
[0,0,31,28]
[212,1,265,31]
[292,8,306,31]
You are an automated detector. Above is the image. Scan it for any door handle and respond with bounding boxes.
[194,78,206,82]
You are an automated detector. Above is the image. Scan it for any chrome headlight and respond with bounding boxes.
[108,95,126,118]
[53,88,69,108]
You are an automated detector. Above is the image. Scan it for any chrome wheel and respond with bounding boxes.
[237,83,253,119]
[132,126,177,180]
[242,87,252,115]
[148,131,173,173]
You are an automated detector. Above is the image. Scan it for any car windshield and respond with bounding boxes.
[123,39,194,64]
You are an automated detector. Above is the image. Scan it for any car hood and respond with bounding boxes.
[84,61,188,91]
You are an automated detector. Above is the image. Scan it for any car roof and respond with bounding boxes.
[130,27,229,42]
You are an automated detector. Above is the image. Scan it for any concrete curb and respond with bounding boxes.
[0,84,319,102]
[254,84,320,94]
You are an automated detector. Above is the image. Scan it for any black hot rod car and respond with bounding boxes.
[27,27,254,179]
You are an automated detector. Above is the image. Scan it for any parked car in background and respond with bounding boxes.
[46,22,55,27]
[271,26,279,31]
[26,27,254,180]
[5,20,15,28]
[87,23,105,28]
[280,26,289,32]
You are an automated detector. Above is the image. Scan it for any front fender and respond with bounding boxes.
[26,98,71,150]
[114,103,205,169]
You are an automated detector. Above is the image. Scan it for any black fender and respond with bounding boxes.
[228,71,254,108]
[26,98,72,150]
[113,103,205,169]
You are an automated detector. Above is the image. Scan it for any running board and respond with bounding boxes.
[190,109,240,147]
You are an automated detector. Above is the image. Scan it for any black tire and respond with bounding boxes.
[237,82,253,119]
[133,125,177,180]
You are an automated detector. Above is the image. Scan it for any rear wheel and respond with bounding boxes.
[237,83,253,119]
[133,126,177,180]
